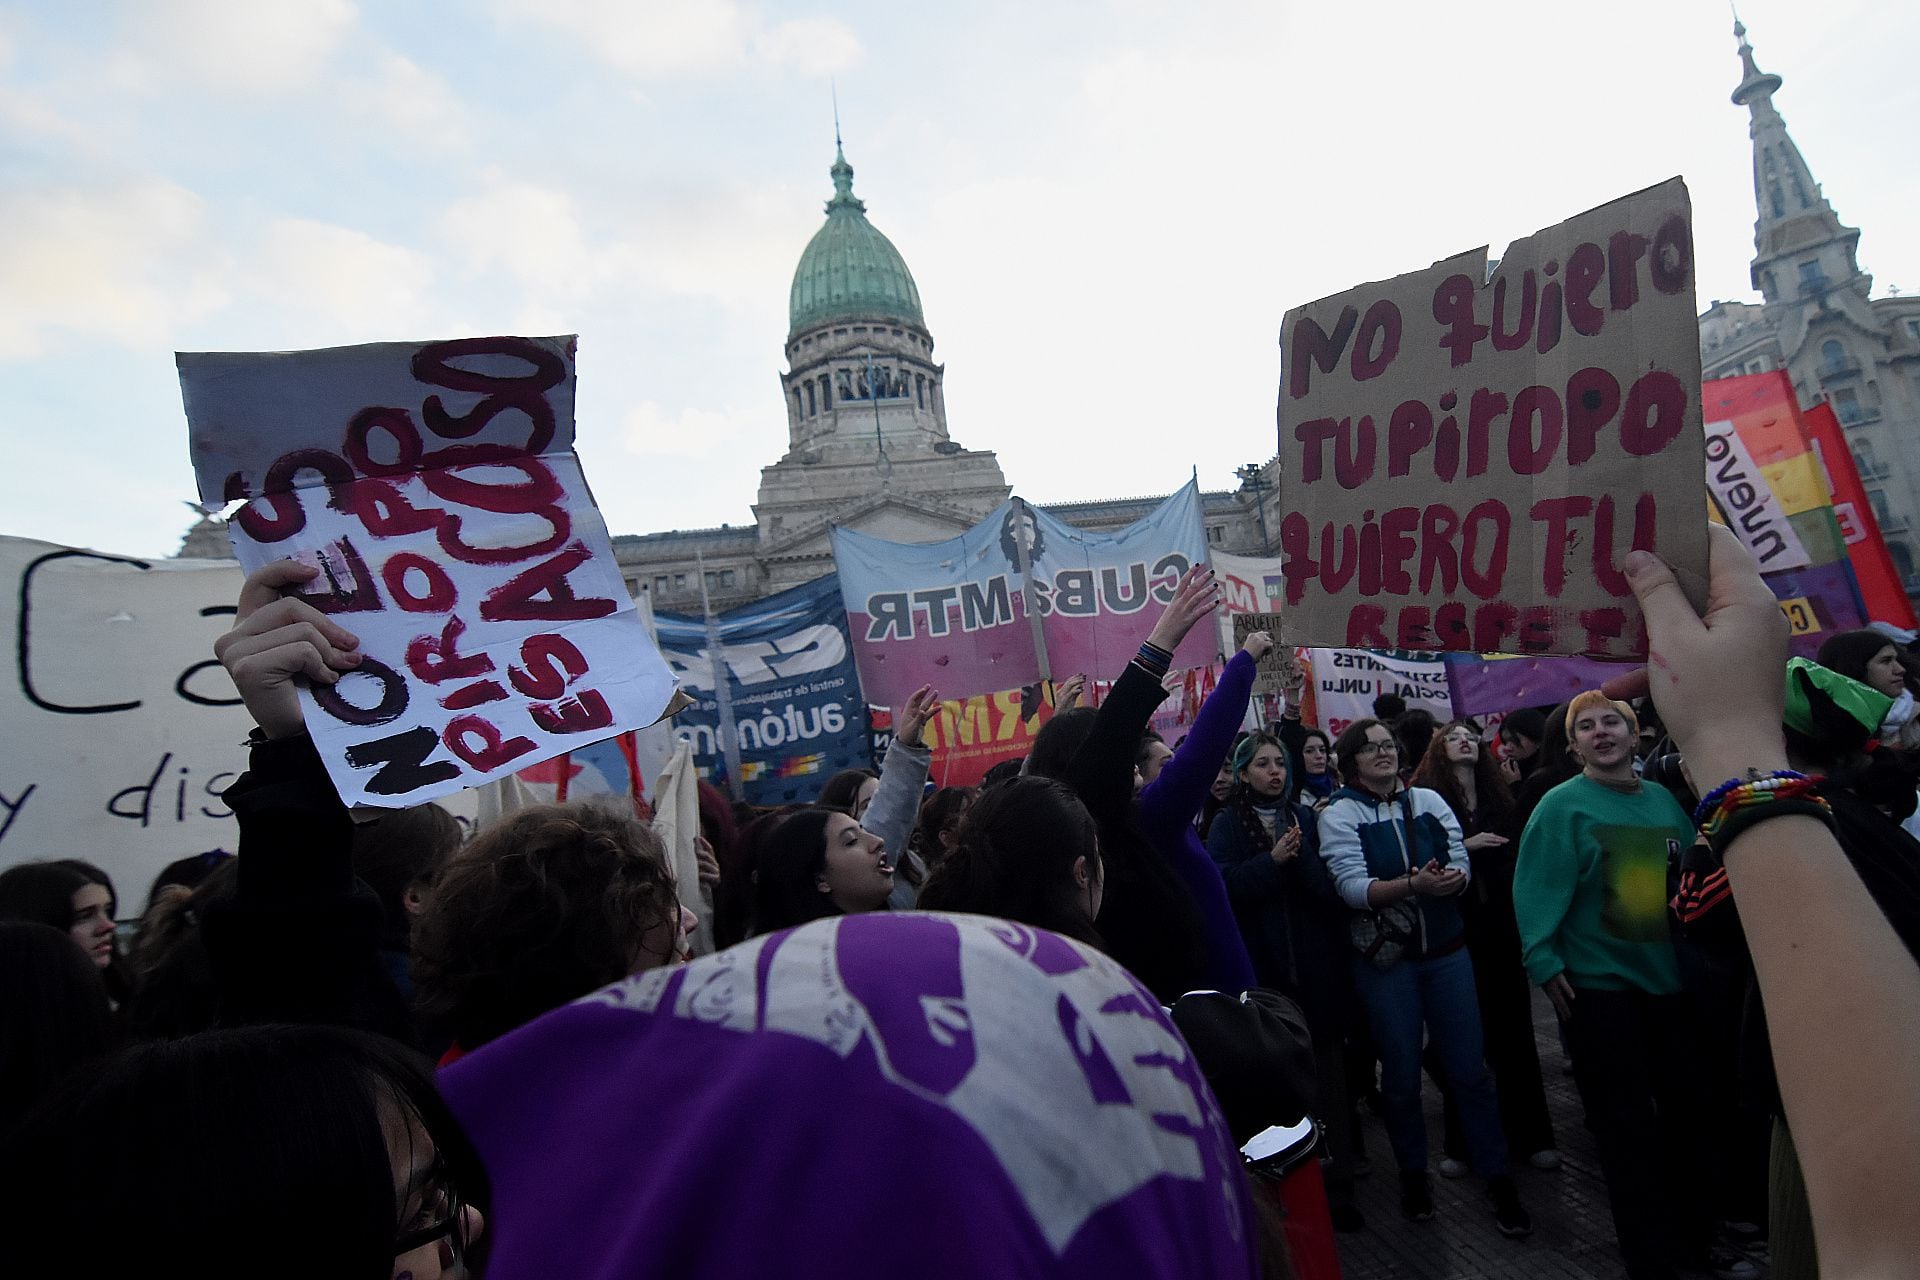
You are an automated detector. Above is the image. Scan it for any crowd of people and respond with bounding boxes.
[2,531,1918,1279]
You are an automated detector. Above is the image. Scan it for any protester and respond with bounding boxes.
[0,921,117,1136]
[1136,731,1174,786]
[437,911,1264,1279]
[1609,526,1920,1279]
[918,776,1104,945]
[749,805,897,935]
[1197,755,1237,840]
[1372,692,1407,722]
[1514,692,1718,1279]
[711,803,805,949]
[1496,708,1548,785]
[909,786,975,872]
[1410,721,1558,1174]
[349,802,463,998]
[1391,710,1437,780]
[817,768,880,821]
[412,804,689,1057]
[1206,732,1361,1231]
[124,858,239,1040]
[1510,704,1577,833]
[0,860,128,1004]
[1816,627,1920,756]
[1319,717,1530,1236]
[854,685,940,909]
[141,849,234,916]
[0,1024,488,1279]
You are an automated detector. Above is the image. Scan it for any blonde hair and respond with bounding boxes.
[1564,690,1639,741]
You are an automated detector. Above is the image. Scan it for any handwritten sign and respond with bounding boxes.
[181,336,680,808]
[1231,612,1288,694]
[1278,178,1709,657]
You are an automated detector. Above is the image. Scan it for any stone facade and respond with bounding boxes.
[1698,21,1920,597]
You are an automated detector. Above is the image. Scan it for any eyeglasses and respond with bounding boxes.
[1356,740,1398,757]
[394,1156,469,1263]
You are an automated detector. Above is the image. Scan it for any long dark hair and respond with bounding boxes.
[0,1024,487,1278]
[0,922,117,1135]
[750,808,843,937]
[713,803,806,949]
[911,786,975,868]
[817,769,879,813]
[125,857,240,1040]
[0,861,131,1003]
[918,777,1103,948]
[1410,719,1513,830]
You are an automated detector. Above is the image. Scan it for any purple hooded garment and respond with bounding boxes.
[440,912,1260,1279]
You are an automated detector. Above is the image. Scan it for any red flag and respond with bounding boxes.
[1803,402,1918,629]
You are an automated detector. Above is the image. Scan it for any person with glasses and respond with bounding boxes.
[1319,718,1531,1237]
[1,1024,487,1279]
[1410,721,1560,1178]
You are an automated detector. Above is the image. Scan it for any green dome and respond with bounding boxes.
[788,147,925,336]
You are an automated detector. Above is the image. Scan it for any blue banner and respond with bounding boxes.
[654,575,870,805]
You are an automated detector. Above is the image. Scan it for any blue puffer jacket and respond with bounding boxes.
[1317,784,1470,961]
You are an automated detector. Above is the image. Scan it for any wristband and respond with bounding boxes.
[1135,642,1173,678]
[1707,798,1835,858]
[1692,769,1810,826]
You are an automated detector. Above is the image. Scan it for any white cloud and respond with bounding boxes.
[501,0,860,79]
[114,0,359,94]
[621,399,761,460]
[244,217,438,341]
[439,176,602,296]
[0,179,229,356]
[352,51,472,146]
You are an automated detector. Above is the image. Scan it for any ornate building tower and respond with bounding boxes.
[750,142,1010,590]
[1699,20,1920,597]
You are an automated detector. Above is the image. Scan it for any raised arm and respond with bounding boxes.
[200,560,411,1040]
[1065,565,1221,820]
[866,686,937,910]
[1617,526,1920,1280]
[1139,637,1262,833]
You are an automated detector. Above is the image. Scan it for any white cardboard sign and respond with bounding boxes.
[181,336,679,807]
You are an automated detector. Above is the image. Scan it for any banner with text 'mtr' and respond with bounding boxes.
[830,482,1213,708]
[182,336,680,808]
[1277,178,1710,658]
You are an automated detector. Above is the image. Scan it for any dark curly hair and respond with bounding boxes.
[411,804,679,1050]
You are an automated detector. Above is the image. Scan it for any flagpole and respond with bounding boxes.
[697,548,746,801]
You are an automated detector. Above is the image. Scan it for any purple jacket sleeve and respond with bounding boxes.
[1140,650,1256,833]
[1139,650,1259,993]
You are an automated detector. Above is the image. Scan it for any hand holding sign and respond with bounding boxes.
[214,560,365,740]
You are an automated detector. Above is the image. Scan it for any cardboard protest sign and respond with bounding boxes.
[1231,613,1288,694]
[1278,178,1709,657]
[182,337,680,808]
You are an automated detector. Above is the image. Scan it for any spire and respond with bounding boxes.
[1730,17,1782,108]
[826,95,863,213]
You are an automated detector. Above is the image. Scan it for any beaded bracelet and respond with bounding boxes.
[1135,640,1174,678]
[1692,769,1809,826]
[1695,770,1833,849]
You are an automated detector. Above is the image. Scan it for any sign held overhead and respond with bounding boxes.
[1277,178,1709,657]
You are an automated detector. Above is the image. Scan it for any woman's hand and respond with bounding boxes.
[1464,832,1509,852]
[213,560,363,740]
[1498,756,1522,785]
[895,684,941,748]
[1269,824,1302,864]
[1409,862,1466,897]
[1145,565,1221,653]
[1241,629,1274,661]
[695,835,721,890]
[1053,673,1086,712]
[1603,525,1790,787]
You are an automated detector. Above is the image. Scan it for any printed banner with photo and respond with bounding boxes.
[181,336,680,808]
[1278,178,1709,657]
[654,575,870,805]
[832,482,1212,707]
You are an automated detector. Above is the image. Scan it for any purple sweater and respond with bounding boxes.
[1138,650,1259,993]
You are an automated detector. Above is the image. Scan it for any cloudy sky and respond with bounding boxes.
[4,0,1917,558]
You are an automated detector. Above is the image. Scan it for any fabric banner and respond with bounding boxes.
[833,483,1211,707]
[654,575,869,805]
[1278,178,1709,657]
[181,335,680,808]
[1442,652,1632,717]
[1306,648,1452,738]
[1801,401,1917,629]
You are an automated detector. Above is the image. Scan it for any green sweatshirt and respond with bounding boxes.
[1514,774,1691,995]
